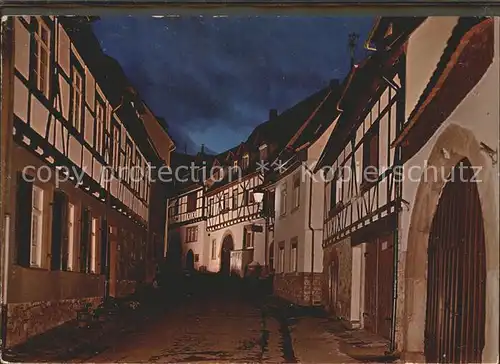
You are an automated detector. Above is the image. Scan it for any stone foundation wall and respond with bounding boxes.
[274,273,323,306]
[6,296,102,348]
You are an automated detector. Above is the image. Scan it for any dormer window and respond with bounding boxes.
[259,144,268,161]
[242,154,250,169]
[385,23,393,38]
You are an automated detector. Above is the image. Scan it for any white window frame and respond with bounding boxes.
[246,230,254,249]
[278,245,285,273]
[95,100,105,155]
[242,154,249,169]
[90,217,98,273]
[67,203,75,271]
[71,66,83,132]
[290,238,298,272]
[30,185,44,267]
[259,144,268,161]
[34,18,50,98]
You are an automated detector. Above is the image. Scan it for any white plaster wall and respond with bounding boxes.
[206,218,266,273]
[179,220,207,270]
[400,49,499,254]
[399,20,499,363]
[405,17,459,119]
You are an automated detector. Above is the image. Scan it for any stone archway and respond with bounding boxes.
[220,234,234,275]
[403,124,498,363]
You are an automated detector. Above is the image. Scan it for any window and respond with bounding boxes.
[242,154,249,169]
[363,127,379,184]
[280,182,287,216]
[34,19,50,98]
[292,173,300,209]
[95,100,105,154]
[232,189,238,209]
[244,228,254,249]
[71,66,83,132]
[278,244,285,273]
[67,203,75,271]
[269,242,275,271]
[187,192,197,213]
[90,217,98,273]
[111,122,120,171]
[259,144,268,161]
[233,160,238,169]
[211,239,217,260]
[194,254,200,263]
[185,226,198,243]
[30,186,44,267]
[125,139,133,183]
[242,189,254,206]
[290,238,298,272]
[221,192,229,212]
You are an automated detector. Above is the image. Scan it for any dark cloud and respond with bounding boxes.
[92,16,374,153]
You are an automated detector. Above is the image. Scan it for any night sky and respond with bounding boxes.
[92,16,374,155]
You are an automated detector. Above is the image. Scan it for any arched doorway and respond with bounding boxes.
[220,234,234,275]
[328,249,339,314]
[185,250,195,271]
[424,159,486,363]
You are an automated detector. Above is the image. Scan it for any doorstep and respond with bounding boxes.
[324,319,399,362]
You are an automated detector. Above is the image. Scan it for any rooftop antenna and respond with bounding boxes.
[348,32,360,69]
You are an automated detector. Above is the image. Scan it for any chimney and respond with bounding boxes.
[329,79,340,89]
[269,109,278,120]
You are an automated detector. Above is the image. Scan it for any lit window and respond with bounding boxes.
[30,185,44,267]
[186,226,198,243]
[71,66,83,132]
[34,19,50,98]
[67,203,75,271]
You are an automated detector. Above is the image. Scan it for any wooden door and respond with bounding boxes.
[364,241,378,333]
[424,159,486,363]
[377,236,394,339]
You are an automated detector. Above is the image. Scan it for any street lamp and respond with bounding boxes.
[253,187,269,275]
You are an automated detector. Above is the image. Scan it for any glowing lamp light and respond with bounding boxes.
[253,191,264,204]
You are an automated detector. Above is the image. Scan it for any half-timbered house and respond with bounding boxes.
[315,16,499,362]
[262,80,342,306]
[0,16,174,347]
[315,17,423,338]
[166,152,207,272]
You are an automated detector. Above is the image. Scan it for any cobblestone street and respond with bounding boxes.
[4,275,396,363]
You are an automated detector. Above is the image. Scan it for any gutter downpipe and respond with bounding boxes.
[304,162,319,306]
[388,75,404,355]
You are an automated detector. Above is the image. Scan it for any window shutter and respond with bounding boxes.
[15,173,33,267]
[51,190,68,270]
[79,207,90,273]
[100,217,108,275]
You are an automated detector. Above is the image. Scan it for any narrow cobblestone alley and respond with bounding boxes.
[5,275,387,363]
